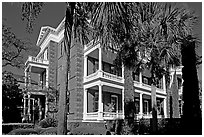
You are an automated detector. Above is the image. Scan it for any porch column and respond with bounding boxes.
[139,93,143,115]
[98,84,103,120]
[99,47,102,71]
[28,67,31,87]
[163,98,167,118]
[45,68,49,88]
[84,55,87,77]
[27,93,31,121]
[139,72,142,86]
[45,93,48,118]
[122,64,124,78]
[122,87,125,119]
[83,89,88,119]
[23,94,26,116]
[163,75,166,92]
[24,71,28,88]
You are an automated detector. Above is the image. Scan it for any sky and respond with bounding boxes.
[2,2,202,81]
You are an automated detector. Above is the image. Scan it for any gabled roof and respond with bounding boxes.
[36,17,65,47]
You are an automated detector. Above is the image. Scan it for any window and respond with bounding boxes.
[156,79,163,89]
[177,77,182,90]
[179,100,183,116]
[157,100,162,115]
[93,60,99,73]
[57,66,62,86]
[142,76,150,85]
[143,100,149,114]
[94,92,99,112]
[111,95,118,113]
[135,98,140,114]
[133,71,140,82]
[58,41,63,58]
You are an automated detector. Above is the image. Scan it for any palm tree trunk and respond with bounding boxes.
[151,85,158,134]
[124,66,135,119]
[57,3,75,135]
[57,52,68,135]
[181,40,201,134]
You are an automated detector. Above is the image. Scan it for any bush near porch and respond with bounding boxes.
[105,118,183,135]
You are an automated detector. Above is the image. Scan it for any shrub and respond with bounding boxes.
[2,123,34,134]
[39,127,57,135]
[71,125,107,135]
[38,117,57,128]
[8,128,38,135]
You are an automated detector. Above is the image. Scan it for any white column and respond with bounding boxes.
[98,84,103,120]
[84,55,87,77]
[28,67,31,87]
[83,89,88,119]
[139,93,143,115]
[27,94,31,121]
[163,75,166,92]
[99,47,102,71]
[122,64,124,78]
[25,71,28,88]
[45,94,48,118]
[163,98,167,118]
[23,94,26,116]
[46,68,49,88]
[122,87,125,119]
[139,72,142,86]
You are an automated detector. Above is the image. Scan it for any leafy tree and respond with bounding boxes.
[2,71,23,123]
[2,23,39,68]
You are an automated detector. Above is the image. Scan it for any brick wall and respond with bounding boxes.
[68,39,84,120]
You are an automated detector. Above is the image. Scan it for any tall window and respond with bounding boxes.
[93,60,99,73]
[111,95,118,112]
[135,98,140,114]
[57,66,62,86]
[143,100,149,114]
[58,41,63,58]
[179,100,183,116]
[133,71,140,82]
[94,92,99,112]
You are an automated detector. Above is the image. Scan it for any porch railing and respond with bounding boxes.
[26,56,49,65]
[103,112,124,119]
[84,70,123,83]
[85,112,124,120]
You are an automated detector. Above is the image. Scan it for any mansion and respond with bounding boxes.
[23,18,183,122]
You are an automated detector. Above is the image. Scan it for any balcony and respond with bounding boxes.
[84,70,123,84]
[25,56,49,74]
[25,56,49,67]
[134,81,165,94]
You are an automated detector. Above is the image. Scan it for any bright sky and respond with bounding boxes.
[2,2,202,81]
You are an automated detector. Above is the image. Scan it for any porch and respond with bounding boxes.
[83,84,125,121]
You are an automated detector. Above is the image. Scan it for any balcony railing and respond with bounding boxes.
[134,81,165,94]
[84,70,123,83]
[85,112,124,120]
[25,56,49,66]
[102,71,123,81]
[103,112,124,119]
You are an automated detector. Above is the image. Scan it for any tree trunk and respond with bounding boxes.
[151,85,158,134]
[171,71,179,118]
[181,40,201,134]
[57,50,68,135]
[124,66,135,119]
